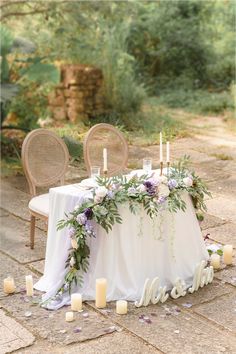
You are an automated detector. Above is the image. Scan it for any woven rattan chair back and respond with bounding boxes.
[83,123,128,176]
[22,129,69,196]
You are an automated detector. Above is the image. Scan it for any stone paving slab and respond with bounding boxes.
[0,294,117,346]
[214,265,236,287]
[27,260,45,276]
[14,332,162,354]
[200,213,226,231]
[0,252,38,299]
[205,197,236,224]
[90,302,236,354]
[193,292,236,333]
[0,309,35,354]
[204,222,236,248]
[0,214,46,264]
[173,279,234,308]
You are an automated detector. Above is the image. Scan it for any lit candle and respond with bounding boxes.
[65,311,74,322]
[95,278,107,308]
[3,277,15,294]
[116,300,128,315]
[103,148,108,172]
[71,293,82,311]
[223,245,233,265]
[210,254,220,269]
[25,275,34,296]
[166,141,170,163]
[159,132,163,162]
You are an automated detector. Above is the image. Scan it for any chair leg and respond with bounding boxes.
[30,215,36,249]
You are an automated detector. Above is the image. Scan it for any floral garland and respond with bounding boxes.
[57,156,211,294]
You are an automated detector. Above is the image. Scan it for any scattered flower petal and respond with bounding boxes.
[174,330,180,334]
[82,312,89,318]
[143,316,150,320]
[59,329,67,334]
[24,311,32,317]
[145,319,152,324]
[73,327,82,333]
[182,302,193,308]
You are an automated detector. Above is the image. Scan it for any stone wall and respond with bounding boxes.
[48,64,104,122]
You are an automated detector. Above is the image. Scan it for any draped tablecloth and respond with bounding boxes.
[35,180,209,309]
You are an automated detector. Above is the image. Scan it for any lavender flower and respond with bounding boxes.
[168,179,178,190]
[68,227,76,238]
[144,179,157,196]
[158,196,166,204]
[128,187,137,195]
[76,213,87,225]
[107,190,115,199]
[84,208,93,219]
[85,221,95,237]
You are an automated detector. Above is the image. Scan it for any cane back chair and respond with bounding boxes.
[83,123,128,177]
[21,128,69,249]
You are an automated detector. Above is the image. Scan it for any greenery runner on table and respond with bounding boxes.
[57,156,211,294]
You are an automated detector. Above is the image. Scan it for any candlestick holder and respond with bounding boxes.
[103,170,108,177]
[160,162,163,176]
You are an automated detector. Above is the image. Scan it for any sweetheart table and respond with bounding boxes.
[34,175,209,310]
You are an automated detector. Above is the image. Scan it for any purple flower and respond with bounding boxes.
[68,227,76,238]
[85,221,95,237]
[128,187,137,195]
[76,213,87,225]
[144,179,157,196]
[168,179,178,190]
[158,196,166,204]
[84,208,93,219]
[107,190,115,199]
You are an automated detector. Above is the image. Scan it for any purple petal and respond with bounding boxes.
[73,327,82,333]
[145,319,152,324]
[182,303,192,308]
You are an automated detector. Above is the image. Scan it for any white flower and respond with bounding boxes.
[74,204,80,211]
[137,184,146,193]
[183,176,193,187]
[95,186,108,198]
[94,195,103,204]
[70,256,76,267]
[158,184,170,197]
[153,173,167,184]
[71,239,78,249]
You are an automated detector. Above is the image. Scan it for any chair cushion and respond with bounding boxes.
[28,193,49,217]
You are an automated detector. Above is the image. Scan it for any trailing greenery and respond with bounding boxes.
[56,156,211,294]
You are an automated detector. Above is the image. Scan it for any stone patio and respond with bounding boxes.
[0,115,236,353]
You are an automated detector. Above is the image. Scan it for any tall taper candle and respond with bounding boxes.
[95,278,107,308]
[159,132,163,162]
[25,275,34,296]
[166,141,170,163]
[103,148,108,172]
[223,245,233,265]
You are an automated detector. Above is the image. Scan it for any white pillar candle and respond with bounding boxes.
[95,278,107,308]
[116,300,128,315]
[65,311,74,322]
[3,277,15,294]
[159,132,163,162]
[71,293,82,311]
[210,254,221,269]
[223,245,233,265]
[103,148,108,172]
[166,141,170,163]
[25,275,34,296]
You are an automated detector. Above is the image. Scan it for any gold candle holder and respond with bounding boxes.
[103,170,108,177]
[160,162,164,176]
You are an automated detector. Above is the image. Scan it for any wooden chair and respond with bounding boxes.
[21,128,69,249]
[83,123,128,177]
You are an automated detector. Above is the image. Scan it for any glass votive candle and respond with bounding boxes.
[143,158,152,172]
[90,166,101,179]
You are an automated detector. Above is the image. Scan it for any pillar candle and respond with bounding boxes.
[210,254,220,269]
[95,278,107,308]
[159,132,163,162]
[103,148,108,172]
[166,141,170,163]
[25,275,34,296]
[65,311,74,322]
[71,293,82,311]
[3,277,15,294]
[116,300,128,315]
[223,245,233,265]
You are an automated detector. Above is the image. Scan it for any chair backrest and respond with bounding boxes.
[83,123,128,176]
[21,128,69,196]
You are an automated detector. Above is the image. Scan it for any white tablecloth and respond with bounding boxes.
[35,181,209,309]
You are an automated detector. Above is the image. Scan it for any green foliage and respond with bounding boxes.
[62,135,83,161]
